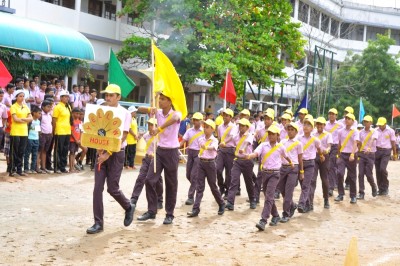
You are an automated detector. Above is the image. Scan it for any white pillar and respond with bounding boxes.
[288,98,293,108]
[200,88,206,112]
[273,97,278,118]
[328,17,331,35]
[294,0,299,20]
[318,12,322,30]
[115,0,122,40]
[363,25,367,42]
[72,69,79,86]
[307,6,311,24]
[75,0,81,11]
[64,75,69,91]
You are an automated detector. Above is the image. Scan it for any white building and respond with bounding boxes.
[1,0,400,114]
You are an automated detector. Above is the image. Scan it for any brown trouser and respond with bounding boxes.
[311,154,330,205]
[186,149,200,199]
[374,148,391,192]
[226,159,255,205]
[260,171,280,221]
[275,165,299,217]
[337,153,357,198]
[216,147,235,193]
[358,152,376,194]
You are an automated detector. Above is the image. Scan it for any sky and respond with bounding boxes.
[348,0,400,8]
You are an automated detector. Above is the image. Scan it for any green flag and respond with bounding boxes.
[108,49,136,98]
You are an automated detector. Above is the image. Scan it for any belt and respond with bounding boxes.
[235,157,251,160]
[282,164,298,167]
[331,144,338,147]
[303,159,315,162]
[158,146,178,150]
[219,147,235,150]
[145,154,154,158]
[376,147,391,150]
[200,158,215,162]
[261,169,280,173]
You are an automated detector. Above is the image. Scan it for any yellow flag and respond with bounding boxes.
[152,43,188,119]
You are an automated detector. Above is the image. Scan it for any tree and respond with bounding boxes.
[331,34,400,119]
[119,0,306,97]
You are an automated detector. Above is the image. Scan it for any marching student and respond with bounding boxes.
[279,113,292,140]
[338,106,358,130]
[334,113,360,204]
[225,118,256,210]
[295,108,308,136]
[325,108,343,196]
[216,108,237,196]
[130,118,163,210]
[246,125,293,231]
[297,115,324,213]
[187,119,225,217]
[137,93,182,225]
[374,117,397,196]
[180,112,204,205]
[311,117,333,209]
[275,122,303,223]
[357,115,378,199]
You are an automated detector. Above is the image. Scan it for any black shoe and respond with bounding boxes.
[235,190,241,196]
[280,216,289,223]
[250,201,257,209]
[269,216,280,226]
[378,190,388,196]
[187,209,200,217]
[308,205,314,212]
[372,186,378,197]
[356,193,365,200]
[47,167,54,171]
[334,195,344,202]
[328,190,333,197]
[297,205,307,213]
[289,204,297,218]
[137,212,156,221]
[86,223,103,234]
[9,172,15,177]
[157,202,163,209]
[130,198,138,205]
[225,202,234,211]
[350,197,357,204]
[163,216,174,224]
[256,219,267,231]
[324,199,330,209]
[185,198,194,205]
[344,184,350,190]
[274,191,280,199]
[218,203,225,215]
[124,203,135,226]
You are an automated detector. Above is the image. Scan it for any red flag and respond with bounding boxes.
[219,71,237,104]
[0,60,12,88]
[392,104,400,119]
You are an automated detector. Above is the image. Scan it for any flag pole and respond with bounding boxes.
[359,97,361,123]
[392,104,394,127]
[151,39,157,173]
[223,69,228,109]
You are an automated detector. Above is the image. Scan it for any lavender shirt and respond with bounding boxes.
[120,104,133,149]
[255,126,268,143]
[338,128,360,153]
[183,127,203,151]
[254,142,287,170]
[312,130,333,152]
[338,118,358,130]
[376,126,396,149]
[325,120,344,145]
[233,132,254,158]
[198,135,218,159]
[3,92,12,110]
[359,128,378,152]
[295,120,304,136]
[40,111,53,134]
[299,135,321,160]
[0,103,7,127]
[218,122,237,148]
[156,108,182,149]
[281,138,303,165]
[143,132,156,155]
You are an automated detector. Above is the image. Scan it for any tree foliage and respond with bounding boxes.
[119,0,306,97]
[331,34,400,120]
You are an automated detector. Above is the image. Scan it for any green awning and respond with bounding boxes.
[0,12,95,61]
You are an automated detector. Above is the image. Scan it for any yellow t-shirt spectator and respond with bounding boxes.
[10,103,30,136]
[53,103,71,135]
[126,118,138,145]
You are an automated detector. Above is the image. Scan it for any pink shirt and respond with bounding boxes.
[69,92,82,109]
[80,93,90,110]
[198,135,218,159]
[295,120,304,136]
[280,128,289,141]
[3,92,12,110]
[156,108,181,149]
[281,138,303,165]
[254,141,287,170]
[359,128,378,152]
[376,126,396,149]
[121,104,132,149]
[338,118,358,130]
[249,123,256,134]
[218,122,237,148]
[40,111,53,134]
[299,135,321,160]
[29,88,38,107]
[0,103,7,127]
[338,128,360,153]
[233,132,254,158]
[143,132,156,155]
[325,120,344,144]
[312,130,333,152]
[183,127,203,151]
[255,126,268,143]
[35,90,46,106]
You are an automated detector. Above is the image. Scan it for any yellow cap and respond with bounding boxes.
[237,118,251,127]
[147,118,158,125]
[376,117,387,126]
[284,109,293,117]
[287,122,299,132]
[281,113,292,120]
[344,106,354,114]
[266,108,275,116]
[304,115,314,128]
[345,113,355,121]
[192,112,204,120]
[240,109,251,116]
[223,108,234,117]
[363,115,373,122]
[267,125,280,134]
[264,110,274,119]
[328,108,338,115]
[315,116,327,124]
[203,119,216,130]
[298,108,308,115]
[100,84,121,94]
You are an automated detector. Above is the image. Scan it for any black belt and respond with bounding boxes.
[282,164,298,167]
[261,169,280,173]
[200,158,215,162]
[303,159,315,162]
[235,157,251,161]
[158,146,178,150]
[376,147,391,150]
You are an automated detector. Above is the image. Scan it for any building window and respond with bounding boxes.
[340,22,352,39]
[331,18,339,38]
[309,8,320,28]
[104,2,116,21]
[367,26,387,41]
[298,1,309,23]
[391,29,400,45]
[321,13,329,34]
[88,0,102,17]
[290,0,295,17]
[42,0,75,9]
[127,13,140,26]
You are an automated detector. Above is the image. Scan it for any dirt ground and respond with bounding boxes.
[1,155,400,266]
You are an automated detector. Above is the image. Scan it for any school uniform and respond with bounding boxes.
[295,120,304,136]
[375,126,396,194]
[216,122,238,195]
[298,134,321,212]
[325,120,344,192]
[182,127,204,200]
[358,128,378,196]
[226,131,255,207]
[253,126,269,201]
[336,127,360,200]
